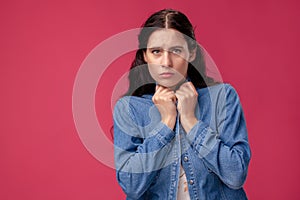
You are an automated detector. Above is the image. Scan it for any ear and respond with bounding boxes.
[188,48,196,62]
[143,51,148,63]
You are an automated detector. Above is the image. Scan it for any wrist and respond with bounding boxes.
[180,115,198,133]
[162,116,176,129]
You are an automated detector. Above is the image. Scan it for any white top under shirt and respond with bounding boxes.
[177,166,191,200]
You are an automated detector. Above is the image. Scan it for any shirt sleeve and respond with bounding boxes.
[185,84,251,189]
[113,96,176,199]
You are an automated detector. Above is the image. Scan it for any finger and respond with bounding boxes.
[170,94,177,103]
[156,84,165,91]
[160,87,174,95]
[186,82,198,95]
[155,89,176,99]
[175,88,193,101]
[174,91,184,101]
[174,89,183,96]
[155,85,167,94]
[155,85,159,91]
[179,82,197,95]
[183,82,198,95]
[163,91,176,101]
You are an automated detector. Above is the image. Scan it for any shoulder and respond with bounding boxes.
[196,83,242,110]
[114,95,153,116]
[210,84,243,113]
[115,95,153,107]
[197,83,239,98]
[113,95,156,129]
[198,83,236,92]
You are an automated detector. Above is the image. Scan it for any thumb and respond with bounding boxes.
[155,85,159,91]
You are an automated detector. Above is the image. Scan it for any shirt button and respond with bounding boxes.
[189,179,194,185]
[183,156,188,162]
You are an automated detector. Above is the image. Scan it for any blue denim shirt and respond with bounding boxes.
[114,83,251,200]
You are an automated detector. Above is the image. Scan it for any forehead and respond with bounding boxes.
[147,28,188,48]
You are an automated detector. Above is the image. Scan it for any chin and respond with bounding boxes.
[158,80,182,89]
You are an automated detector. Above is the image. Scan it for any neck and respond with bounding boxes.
[169,78,186,91]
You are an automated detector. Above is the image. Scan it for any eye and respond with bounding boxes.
[151,49,161,55]
[172,48,182,54]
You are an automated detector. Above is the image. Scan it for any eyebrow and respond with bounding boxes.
[148,46,184,50]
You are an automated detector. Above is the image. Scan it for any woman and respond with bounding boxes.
[113,9,251,200]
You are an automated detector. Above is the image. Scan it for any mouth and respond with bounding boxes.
[159,72,175,78]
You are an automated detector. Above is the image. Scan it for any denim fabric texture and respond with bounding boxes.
[113,83,251,200]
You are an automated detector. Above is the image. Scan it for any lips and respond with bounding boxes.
[159,72,174,78]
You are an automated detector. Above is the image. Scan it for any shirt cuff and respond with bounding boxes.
[185,120,218,158]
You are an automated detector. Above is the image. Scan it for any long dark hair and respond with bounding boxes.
[125,9,215,96]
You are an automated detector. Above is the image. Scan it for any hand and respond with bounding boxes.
[175,82,198,133]
[152,85,177,129]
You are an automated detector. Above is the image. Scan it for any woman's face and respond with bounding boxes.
[143,28,195,89]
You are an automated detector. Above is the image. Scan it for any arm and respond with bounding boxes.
[185,84,251,189]
[114,97,176,199]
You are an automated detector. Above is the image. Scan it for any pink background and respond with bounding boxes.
[1,0,300,199]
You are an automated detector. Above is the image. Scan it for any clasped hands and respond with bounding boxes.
[152,82,198,133]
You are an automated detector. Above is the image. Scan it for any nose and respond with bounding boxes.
[161,50,172,67]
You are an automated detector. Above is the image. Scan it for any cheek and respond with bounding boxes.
[174,59,189,75]
[148,65,159,78]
